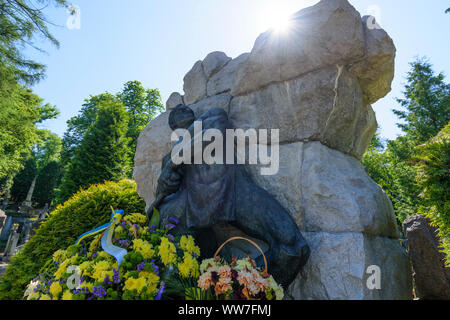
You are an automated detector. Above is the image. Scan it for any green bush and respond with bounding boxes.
[413,123,450,266]
[0,179,145,300]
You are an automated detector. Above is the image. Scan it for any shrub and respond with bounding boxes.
[413,123,450,266]
[0,180,145,300]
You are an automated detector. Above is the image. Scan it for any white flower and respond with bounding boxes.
[24,280,40,300]
[235,258,252,272]
[268,276,284,300]
[199,258,219,273]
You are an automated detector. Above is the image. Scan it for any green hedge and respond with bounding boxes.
[0,180,145,300]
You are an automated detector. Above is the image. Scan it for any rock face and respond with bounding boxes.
[287,232,411,300]
[183,61,207,105]
[230,67,377,159]
[202,51,232,79]
[349,16,396,104]
[166,92,184,110]
[403,215,450,300]
[232,0,366,96]
[134,0,411,299]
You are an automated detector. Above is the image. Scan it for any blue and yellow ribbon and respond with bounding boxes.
[75,207,127,268]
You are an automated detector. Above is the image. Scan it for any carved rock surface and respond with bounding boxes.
[166,92,184,110]
[301,142,398,237]
[202,51,231,79]
[232,0,366,96]
[244,142,399,238]
[287,232,412,300]
[207,53,249,97]
[245,142,305,229]
[133,162,162,211]
[183,61,207,105]
[403,215,450,300]
[189,93,232,118]
[349,16,396,104]
[134,112,172,166]
[230,67,377,159]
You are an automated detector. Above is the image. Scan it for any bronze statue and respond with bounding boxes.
[147,104,310,287]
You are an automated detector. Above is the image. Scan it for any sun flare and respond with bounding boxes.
[258,3,295,34]
[267,9,292,32]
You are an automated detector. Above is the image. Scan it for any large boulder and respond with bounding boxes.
[207,53,250,97]
[189,93,232,118]
[134,0,409,299]
[231,0,366,96]
[229,67,377,159]
[183,61,208,105]
[166,92,184,110]
[403,215,450,300]
[244,142,399,238]
[349,16,396,104]
[202,51,232,79]
[287,232,412,300]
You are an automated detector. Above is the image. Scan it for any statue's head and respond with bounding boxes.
[169,104,195,131]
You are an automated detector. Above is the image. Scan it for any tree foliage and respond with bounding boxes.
[10,157,37,203]
[0,64,59,184]
[60,81,164,176]
[9,130,62,206]
[413,123,450,265]
[60,93,116,166]
[393,59,450,145]
[0,0,64,198]
[33,160,61,207]
[363,59,450,223]
[57,97,131,203]
[0,0,67,84]
[119,80,164,156]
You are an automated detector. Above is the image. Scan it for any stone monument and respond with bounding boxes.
[148,105,311,287]
[134,0,412,299]
[3,224,20,260]
[403,215,450,300]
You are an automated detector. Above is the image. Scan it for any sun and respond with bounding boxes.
[267,9,292,33]
[259,2,294,33]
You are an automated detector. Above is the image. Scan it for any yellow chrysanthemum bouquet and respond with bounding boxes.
[23,210,202,300]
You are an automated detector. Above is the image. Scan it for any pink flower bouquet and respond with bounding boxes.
[197,237,284,300]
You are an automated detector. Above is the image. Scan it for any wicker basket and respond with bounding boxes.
[213,236,268,273]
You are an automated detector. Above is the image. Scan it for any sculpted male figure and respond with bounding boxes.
[147,104,310,287]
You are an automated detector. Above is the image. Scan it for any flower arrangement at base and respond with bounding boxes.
[196,238,284,300]
[23,210,202,300]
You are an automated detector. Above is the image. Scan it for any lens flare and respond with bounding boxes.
[267,9,292,33]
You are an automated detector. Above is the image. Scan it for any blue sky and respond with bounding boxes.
[28,0,450,141]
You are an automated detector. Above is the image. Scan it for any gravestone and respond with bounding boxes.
[0,210,6,235]
[403,215,450,300]
[134,0,412,299]
[3,224,20,259]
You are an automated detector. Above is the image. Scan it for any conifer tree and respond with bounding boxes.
[364,59,450,222]
[393,59,450,149]
[57,98,130,203]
